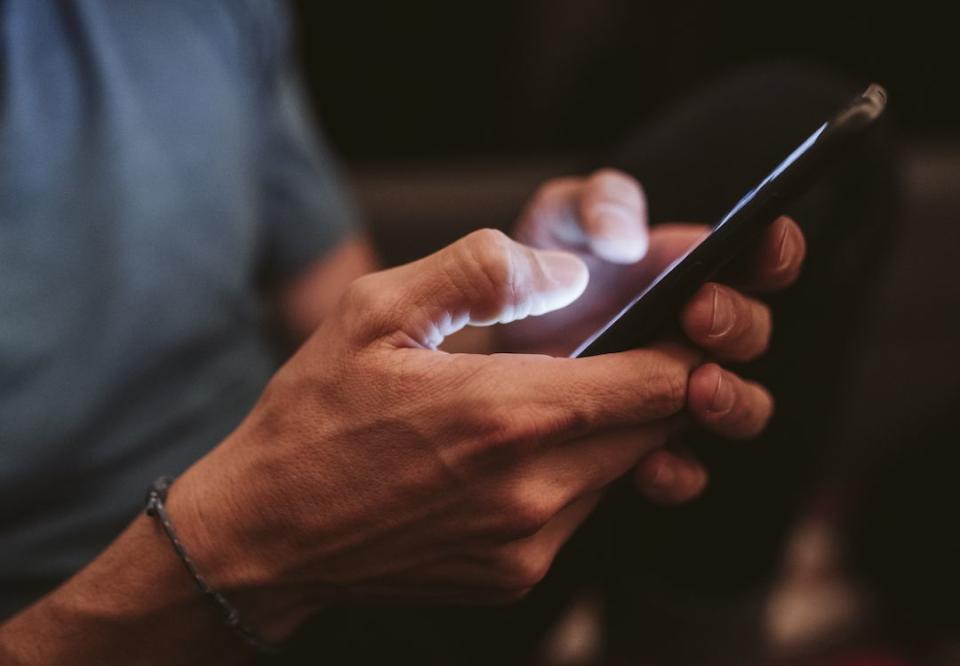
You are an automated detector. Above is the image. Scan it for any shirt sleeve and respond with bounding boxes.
[253,1,360,279]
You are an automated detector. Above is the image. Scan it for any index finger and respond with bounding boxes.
[474,342,702,439]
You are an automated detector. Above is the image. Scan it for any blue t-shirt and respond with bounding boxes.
[0,0,356,618]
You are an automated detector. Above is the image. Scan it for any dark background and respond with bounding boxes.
[292,0,958,161]
[286,2,960,659]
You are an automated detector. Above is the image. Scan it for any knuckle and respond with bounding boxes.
[458,228,518,316]
[462,228,512,260]
[646,362,689,416]
[607,352,691,420]
[495,489,556,539]
[479,405,555,458]
[503,501,551,539]
[338,274,390,338]
[494,546,553,590]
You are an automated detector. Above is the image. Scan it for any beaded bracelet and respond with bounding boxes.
[145,476,282,655]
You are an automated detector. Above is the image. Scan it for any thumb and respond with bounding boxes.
[350,229,588,349]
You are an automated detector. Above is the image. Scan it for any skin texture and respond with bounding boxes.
[281,169,806,503]
[0,170,805,665]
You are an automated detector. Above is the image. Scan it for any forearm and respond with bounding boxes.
[0,514,246,666]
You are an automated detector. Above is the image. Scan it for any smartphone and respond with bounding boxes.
[572,84,888,358]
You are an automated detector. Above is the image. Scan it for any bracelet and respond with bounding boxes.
[145,476,282,655]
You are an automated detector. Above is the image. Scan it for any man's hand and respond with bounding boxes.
[168,228,774,640]
[503,169,807,504]
[0,228,782,665]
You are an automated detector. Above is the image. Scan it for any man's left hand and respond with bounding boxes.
[501,169,807,504]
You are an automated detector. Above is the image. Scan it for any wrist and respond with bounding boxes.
[166,440,315,642]
[0,513,243,666]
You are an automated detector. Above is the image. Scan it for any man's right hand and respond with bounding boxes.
[0,229,779,665]
[170,228,768,640]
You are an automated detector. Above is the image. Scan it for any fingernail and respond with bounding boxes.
[710,372,735,413]
[777,224,796,270]
[709,285,735,337]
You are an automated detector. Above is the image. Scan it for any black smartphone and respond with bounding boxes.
[572,84,888,358]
